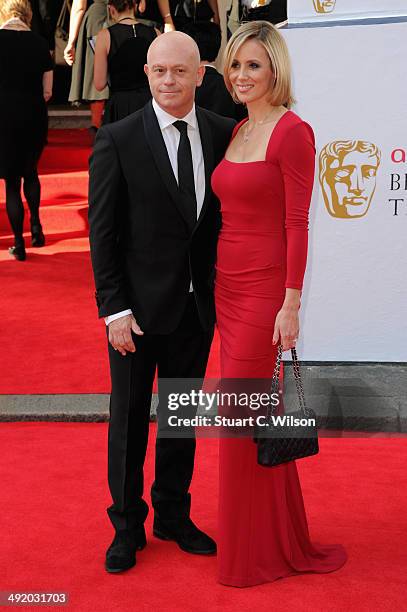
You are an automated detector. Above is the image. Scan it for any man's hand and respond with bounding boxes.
[108,314,144,356]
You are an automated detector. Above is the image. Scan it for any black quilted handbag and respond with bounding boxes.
[254,345,319,467]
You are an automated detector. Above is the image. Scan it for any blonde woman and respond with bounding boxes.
[212,21,347,586]
[0,0,53,260]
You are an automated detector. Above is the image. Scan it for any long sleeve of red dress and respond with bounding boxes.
[279,121,316,291]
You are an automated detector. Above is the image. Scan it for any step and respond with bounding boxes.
[48,109,92,129]
[39,147,91,173]
[0,171,88,204]
[0,169,89,235]
[0,201,88,236]
[40,129,93,171]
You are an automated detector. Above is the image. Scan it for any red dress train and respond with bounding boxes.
[212,111,347,587]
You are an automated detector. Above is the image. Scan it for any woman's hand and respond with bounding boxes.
[272,288,301,351]
[64,0,87,65]
[164,20,175,32]
[42,70,53,102]
[64,41,76,66]
[157,0,176,31]
[272,306,299,351]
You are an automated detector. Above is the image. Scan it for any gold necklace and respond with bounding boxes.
[242,108,279,144]
[116,16,137,23]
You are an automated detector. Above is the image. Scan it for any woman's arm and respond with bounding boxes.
[42,70,53,102]
[94,28,110,91]
[157,0,176,31]
[273,121,316,350]
[208,0,220,25]
[64,0,87,65]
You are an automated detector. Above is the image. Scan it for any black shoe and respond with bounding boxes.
[105,526,146,574]
[31,224,45,247]
[9,244,26,261]
[153,518,216,555]
[134,525,147,551]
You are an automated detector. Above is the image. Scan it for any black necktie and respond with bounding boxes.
[173,120,197,232]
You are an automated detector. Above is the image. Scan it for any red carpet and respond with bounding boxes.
[1,423,406,611]
[0,130,220,394]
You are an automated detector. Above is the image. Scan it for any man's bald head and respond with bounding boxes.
[145,31,204,118]
[147,31,201,68]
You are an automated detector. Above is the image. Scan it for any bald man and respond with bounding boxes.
[89,32,235,573]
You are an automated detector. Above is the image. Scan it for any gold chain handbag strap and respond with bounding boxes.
[291,347,312,417]
[267,345,311,418]
[267,344,282,418]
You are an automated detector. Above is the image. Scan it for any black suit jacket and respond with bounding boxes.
[195,66,247,122]
[88,101,235,334]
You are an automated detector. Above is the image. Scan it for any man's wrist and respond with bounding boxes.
[105,309,132,326]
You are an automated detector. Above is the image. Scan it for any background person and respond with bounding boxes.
[170,0,220,32]
[0,0,53,261]
[212,21,347,587]
[94,0,159,124]
[136,0,175,31]
[182,20,246,119]
[64,0,110,133]
[135,0,218,33]
[29,0,54,49]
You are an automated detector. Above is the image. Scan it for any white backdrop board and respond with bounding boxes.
[288,0,407,24]
[281,20,407,361]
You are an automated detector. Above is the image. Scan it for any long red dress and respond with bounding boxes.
[212,111,347,587]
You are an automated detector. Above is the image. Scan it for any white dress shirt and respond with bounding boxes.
[105,99,206,325]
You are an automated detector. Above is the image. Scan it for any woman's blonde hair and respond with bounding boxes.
[223,21,295,109]
[0,0,32,27]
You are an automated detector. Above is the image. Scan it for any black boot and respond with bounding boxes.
[31,222,45,247]
[105,526,146,573]
[9,238,26,261]
[153,517,216,555]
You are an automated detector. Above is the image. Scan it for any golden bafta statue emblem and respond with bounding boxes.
[319,140,381,219]
[313,0,337,13]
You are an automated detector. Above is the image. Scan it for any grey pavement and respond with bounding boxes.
[283,363,407,433]
[0,364,406,433]
[0,394,158,422]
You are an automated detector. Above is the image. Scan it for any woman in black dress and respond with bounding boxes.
[0,0,53,261]
[94,0,159,124]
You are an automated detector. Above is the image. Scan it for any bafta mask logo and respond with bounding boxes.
[313,0,336,13]
[319,140,381,219]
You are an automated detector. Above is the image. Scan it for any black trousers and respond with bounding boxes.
[106,294,213,532]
